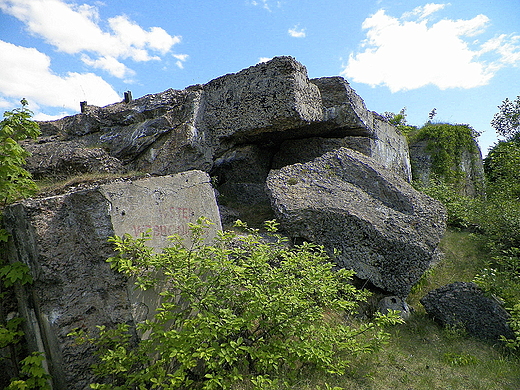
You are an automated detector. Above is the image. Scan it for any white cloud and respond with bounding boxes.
[0,40,120,110]
[0,0,181,78]
[258,57,272,63]
[33,111,69,121]
[173,53,189,69]
[81,54,135,79]
[288,25,306,38]
[403,3,448,20]
[249,0,281,12]
[342,6,520,92]
[480,34,520,65]
[173,54,189,62]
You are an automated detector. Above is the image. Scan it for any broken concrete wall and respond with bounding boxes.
[310,77,412,181]
[3,171,221,390]
[266,148,446,297]
[409,137,484,197]
[34,57,411,183]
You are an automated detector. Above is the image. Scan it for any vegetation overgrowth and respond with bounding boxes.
[385,107,481,193]
[1,99,520,389]
[0,101,50,389]
[70,218,403,389]
[411,119,520,352]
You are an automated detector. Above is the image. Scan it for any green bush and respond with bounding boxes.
[472,196,520,250]
[71,218,402,390]
[0,99,40,242]
[473,245,520,351]
[484,139,520,200]
[470,136,520,351]
[6,353,51,390]
[0,99,40,207]
[382,107,418,136]
[0,100,49,389]
[413,178,476,229]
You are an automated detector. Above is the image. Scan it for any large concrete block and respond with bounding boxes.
[266,148,446,297]
[201,56,324,144]
[3,171,221,390]
[311,77,412,182]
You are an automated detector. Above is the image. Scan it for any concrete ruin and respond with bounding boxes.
[266,148,446,297]
[3,172,221,389]
[33,56,411,183]
[2,56,454,388]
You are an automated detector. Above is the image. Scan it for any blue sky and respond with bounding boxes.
[1,0,519,155]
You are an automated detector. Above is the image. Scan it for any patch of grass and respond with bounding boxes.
[284,312,520,390]
[230,229,520,389]
[408,229,488,307]
[35,171,147,197]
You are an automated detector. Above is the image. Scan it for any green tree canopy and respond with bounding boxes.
[0,99,40,207]
[484,139,520,186]
[0,99,40,242]
[491,95,520,139]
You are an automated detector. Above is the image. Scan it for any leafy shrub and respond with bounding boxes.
[413,178,476,229]
[6,353,51,390]
[71,218,402,390]
[484,139,520,200]
[382,107,418,136]
[501,303,520,350]
[474,252,520,352]
[473,196,520,251]
[473,247,520,310]
[0,100,49,388]
[0,99,40,207]
[0,99,40,242]
[472,145,520,351]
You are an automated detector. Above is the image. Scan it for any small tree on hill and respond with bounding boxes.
[491,95,520,139]
[0,99,40,209]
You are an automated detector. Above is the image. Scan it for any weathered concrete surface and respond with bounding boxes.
[23,136,123,180]
[3,171,221,390]
[34,57,412,183]
[409,136,484,197]
[266,147,446,297]
[201,56,323,146]
[38,87,214,176]
[311,77,412,182]
[421,282,515,341]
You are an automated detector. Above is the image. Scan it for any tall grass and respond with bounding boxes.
[234,229,520,390]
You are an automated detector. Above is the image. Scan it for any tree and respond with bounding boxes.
[382,107,417,136]
[484,139,520,199]
[491,95,520,139]
[71,219,402,390]
[0,99,40,241]
[0,100,49,388]
[383,107,407,127]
